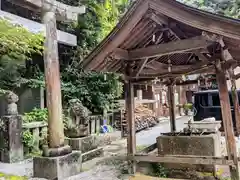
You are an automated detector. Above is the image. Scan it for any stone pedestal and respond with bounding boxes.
[66,135,97,153]
[33,151,82,180]
[65,135,103,162]
[0,115,23,163]
[156,132,221,174]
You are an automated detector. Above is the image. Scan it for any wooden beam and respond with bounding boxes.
[6,0,85,21]
[112,48,129,59]
[194,51,209,62]
[139,59,236,79]
[131,154,234,166]
[0,10,77,46]
[141,63,211,78]
[128,36,214,60]
[215,59,240,180]
[141,63,207,75]
[234,73,240,80]
[134,58,148,77]
[148,12,168,26]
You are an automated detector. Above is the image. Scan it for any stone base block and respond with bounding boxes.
[33,151,82,180]
[82,147,103,163]
[65,135,98,153]
[156,133,221,173]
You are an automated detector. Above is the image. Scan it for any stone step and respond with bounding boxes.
[81,147,104,163]
[129,173,188,180]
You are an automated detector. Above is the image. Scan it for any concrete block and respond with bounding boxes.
[33,151,82,180]
[156,132,221,172]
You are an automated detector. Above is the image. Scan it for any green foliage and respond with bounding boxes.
[61,69,123,113]
[74,0,131,49]
[179,0,240,18]
[0,18,44,91]
[21,130,34,150]
[0,18,43,62]
[149,163,168,178]
[23,108,48,123]
[0,19,43,89]
[58,0,127,113]
[90,0,130,39]
[0,0,126,114]
[0,172,28,180]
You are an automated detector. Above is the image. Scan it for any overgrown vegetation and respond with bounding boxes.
[0,0,129,114]
[0,18,43,91]
[58,0,130,112]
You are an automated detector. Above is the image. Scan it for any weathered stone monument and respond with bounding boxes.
[65,99,103,163]
[0,91,23,163]
[8,0,86,179]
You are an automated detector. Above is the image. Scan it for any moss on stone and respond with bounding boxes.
[0,172,28,180]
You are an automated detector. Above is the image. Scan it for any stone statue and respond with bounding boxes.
[69,99,91,125]
[5,91,19,115]
[66,99,91,138]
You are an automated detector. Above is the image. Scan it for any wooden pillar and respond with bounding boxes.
[125,80,136,174]
[125,62,136,174]
[42,10,65,148]
[216,61,240,180]
[230,70,240,136]
[158,89,163,117]
[168,84,176,132]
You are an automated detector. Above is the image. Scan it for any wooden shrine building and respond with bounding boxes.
[83,0,240,179]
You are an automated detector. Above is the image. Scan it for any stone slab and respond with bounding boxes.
[129,173,187,180]
[65,135,99,153]
[33,151,82,180]
[0,115,23,163]
[82,147,103,163]
[156,133,221,173]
